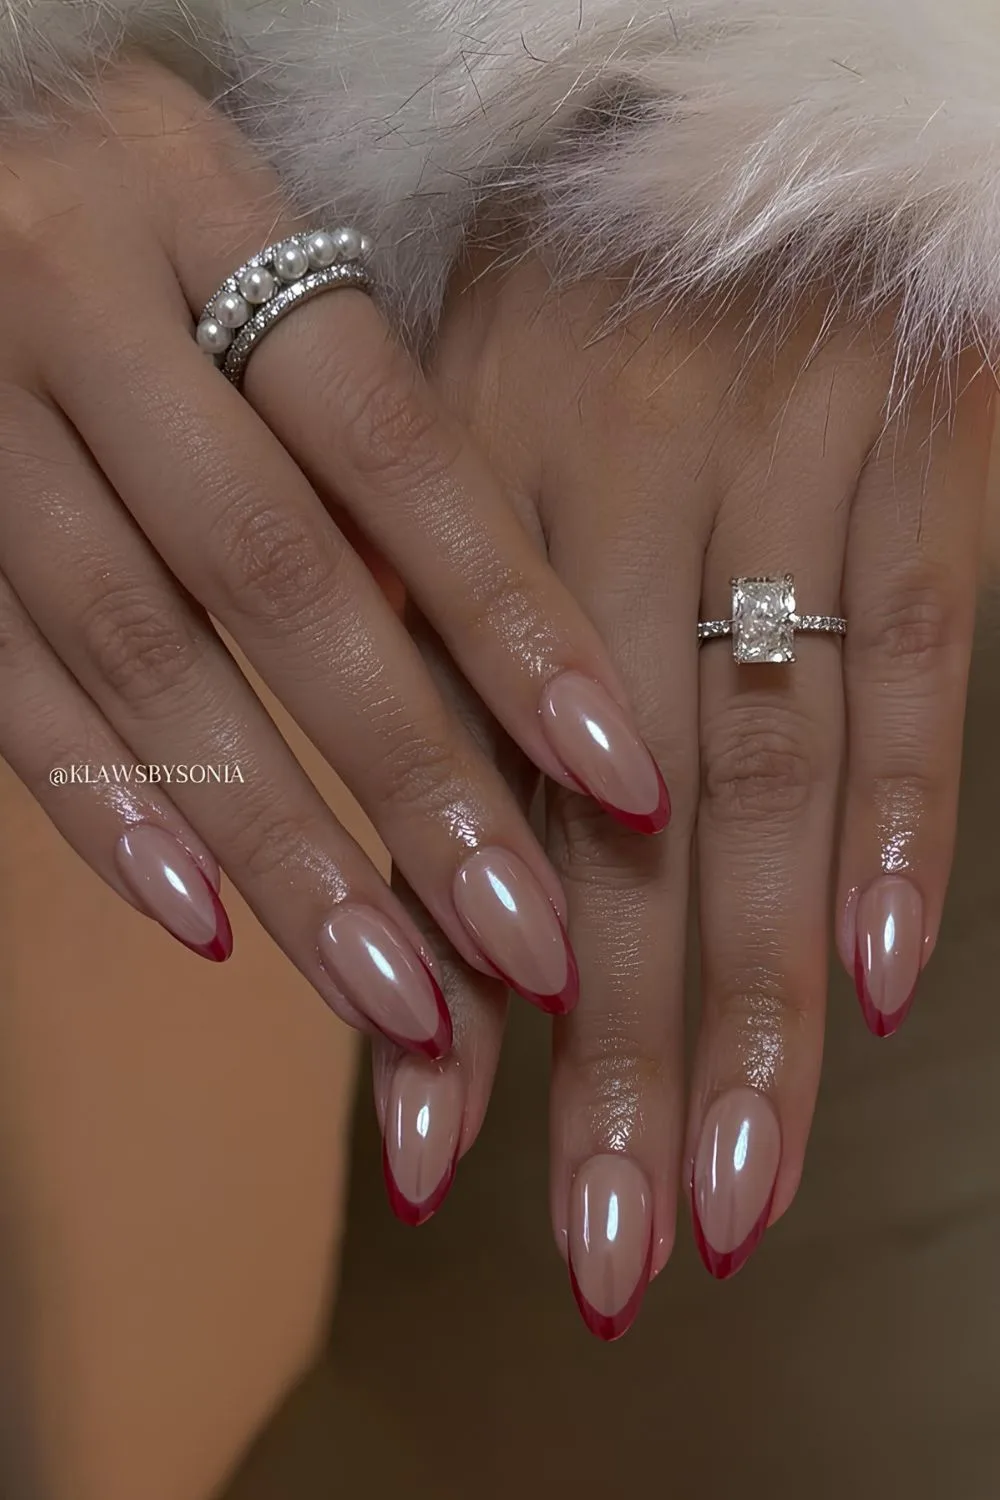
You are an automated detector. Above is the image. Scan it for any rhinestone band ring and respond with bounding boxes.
[195,227,373,390]
[698,576,846,664]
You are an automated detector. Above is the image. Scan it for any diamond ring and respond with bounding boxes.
[698,576,846,664]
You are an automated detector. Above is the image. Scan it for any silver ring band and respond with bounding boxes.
[698,576,845,664]
[195,227,373,390]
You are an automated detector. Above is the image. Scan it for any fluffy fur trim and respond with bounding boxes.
[3,0,1000,371]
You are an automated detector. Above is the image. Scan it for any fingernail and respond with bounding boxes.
[382,1058,463,1226]
[567,1155,653,1341]
[540,671,669,834]
[115,824,232,961]
[853,876,924,1038]
[318,906,452,1058]
[692,1089,780,1280]
[453,847,578,1013]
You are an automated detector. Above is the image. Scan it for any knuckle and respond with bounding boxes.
[563,1021,665,1100]
[549,797,667,889]
[702,707,817,823]
[224,800,314,883]
[331,342,449,493]
[376,725,466,821]
[76,581,203,707]
[207,494,338,624]
[853,573,961,676]
[712,963,812,1037]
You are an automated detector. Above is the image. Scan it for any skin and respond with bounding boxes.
[373,251,996,1323]
[0,60,665,1040]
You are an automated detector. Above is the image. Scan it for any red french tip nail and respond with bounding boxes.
[690,1186,773,1282]
[481,927,579,1016]
[170,876,233,962]
[567,1236,653,1342]
[853,942,916,1039]
[381,1137,457,1227]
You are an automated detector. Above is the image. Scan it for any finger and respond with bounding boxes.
[540,356,707,1338]
[33,253,578,1016]
[0,390,455,1054]
[836,353,995,1035]
[689,336,878,1278]
[150,68,669,832]
[0,567,230,959]
[373,609,520,1226]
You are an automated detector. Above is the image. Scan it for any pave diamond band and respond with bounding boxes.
[195,227,373,389]
[698,576,846,664]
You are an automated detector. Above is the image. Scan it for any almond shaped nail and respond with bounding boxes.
[115,824,232,961]
[692,1089,780,1280]
[540,671,669,834]
[453,847,578,1013]
[853,876,924,1038]
[567,1155,653,1340]
[318,905,451,1057]
[382,1059,463,1226]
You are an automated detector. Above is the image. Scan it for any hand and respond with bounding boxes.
[374,251,994,1331]
[0,62,669,1050]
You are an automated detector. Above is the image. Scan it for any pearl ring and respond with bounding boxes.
[195,227,373,389]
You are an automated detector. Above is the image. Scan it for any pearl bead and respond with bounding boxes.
[196,317,232,355]
[274,239,310,281]
[236,265,275,304]
[214,292,250,329]
[332,226,363,261]
[305,231,337,269]
[358,233,373,262]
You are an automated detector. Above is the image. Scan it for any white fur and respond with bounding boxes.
[3,0,1000,367]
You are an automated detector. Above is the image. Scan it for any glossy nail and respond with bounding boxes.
[382,1059,463,1226]
[692,1089,780,1280]
[540,671,669,834]
[453,847,577,1013]
[115,824,232,961]
[853,876,924,1038]
[567,1155,653,1341]
[318,905,451,1057]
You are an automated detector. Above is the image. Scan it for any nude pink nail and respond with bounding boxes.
[115,824,232,961]
[452,847,578,1013]
[318,905,451,1058]
[853,876,924,1038]
[540,671,669,834]
[567,1155,653,1341]
[382,1059,463,1226]
[692,1089,780,1280]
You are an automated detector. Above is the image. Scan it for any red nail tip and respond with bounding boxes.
[370,971,453,1059]
[171,876,233,962]
[568,1234,653,1342]
[853,942,916,1039]
[695,1188,773,1284]
[381,1137,457,1227]
[482,926,579,1016]
[691,1184,774,1281]
[566,768,671,837]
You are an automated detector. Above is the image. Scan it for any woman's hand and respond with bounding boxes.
[0,61,670,1049]
[374,251,995,1327]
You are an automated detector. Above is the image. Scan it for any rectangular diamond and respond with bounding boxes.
[731,576,796,664]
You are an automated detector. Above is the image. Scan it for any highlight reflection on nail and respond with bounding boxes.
[853,876,924,1038]
[567,1155,652,1340]
[382,1059,463,1226]
[692,1089,780,1280]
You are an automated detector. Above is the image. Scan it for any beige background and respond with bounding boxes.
[0,449,998,1499]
